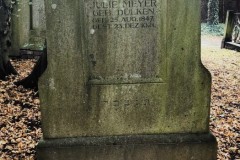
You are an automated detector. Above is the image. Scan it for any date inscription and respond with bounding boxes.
[88,0,158,29]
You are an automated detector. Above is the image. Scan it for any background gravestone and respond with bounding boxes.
[37,0,217,159]
[32,0,46,31]
[29,0,46,51]
[11,0,46,56]
[11,0,30,56]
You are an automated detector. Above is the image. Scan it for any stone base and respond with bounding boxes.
[37,133,217,160]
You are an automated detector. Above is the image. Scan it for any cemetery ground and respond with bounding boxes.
[0,36,239,160]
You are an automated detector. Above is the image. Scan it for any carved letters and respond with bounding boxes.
[101,98,151,108]
[89,0,157,29]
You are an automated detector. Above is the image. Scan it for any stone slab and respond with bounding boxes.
[37,133,217,160]
[11,0,30,56]
[37,1,217,158]
[40,0,212,138]
[32,0,46,30]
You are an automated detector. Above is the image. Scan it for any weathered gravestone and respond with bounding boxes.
[11,0,30,56]
[29,0,46,51]
[11,0,46,56]
[32,0,46,31]
[37,0,217,159]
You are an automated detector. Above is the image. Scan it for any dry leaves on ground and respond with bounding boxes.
[0,59,42,160]
[202,47,240,160]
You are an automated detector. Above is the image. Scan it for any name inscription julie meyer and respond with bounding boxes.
[90,0,157,29]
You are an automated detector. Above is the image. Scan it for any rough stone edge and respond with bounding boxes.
[37,133,217,148]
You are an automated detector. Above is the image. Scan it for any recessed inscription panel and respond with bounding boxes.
[88,83,167,135]
[85,0,166,83]
[85,1,167,135]
[90,0,157,29]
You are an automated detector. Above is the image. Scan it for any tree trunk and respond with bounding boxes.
[0,0,17,80]
[207,0,219,25]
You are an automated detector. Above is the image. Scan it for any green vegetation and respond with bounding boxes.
[201,23,224,36]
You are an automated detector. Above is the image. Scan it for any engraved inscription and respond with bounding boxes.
[89,0,158,29]
[85,0,165,83]
[100,98,151,108]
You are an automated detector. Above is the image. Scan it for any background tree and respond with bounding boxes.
[0,0,17,80]
[207,0,219,25]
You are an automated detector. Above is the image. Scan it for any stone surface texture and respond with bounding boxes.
[32,0,46,30]
[38,0,217,159]
[11,0,46,54]
[11,0,30,55]
[37,134,217,160]
[40,0,211,138]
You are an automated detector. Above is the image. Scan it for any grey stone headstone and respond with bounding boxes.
[37,0,217,159]
[32,0,46,30]
[11,0,30,56]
